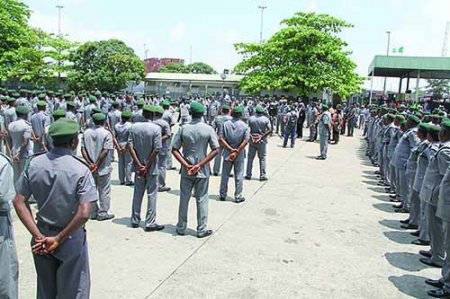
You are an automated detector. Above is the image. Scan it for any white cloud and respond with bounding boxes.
[170,22,187,42]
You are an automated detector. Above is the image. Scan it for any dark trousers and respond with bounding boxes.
[297,119,305,138]
[283,127,297,147]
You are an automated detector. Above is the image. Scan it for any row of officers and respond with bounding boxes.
[0,100,272,298]
[366,106,450,299]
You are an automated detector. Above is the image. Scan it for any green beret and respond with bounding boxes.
[112,101,120,107]
[36,101,47,107]
[414,111,423,118]
[418,123,431,133]
[48,119,79,139]
[63,93,71,98]
[432,114,443,120]
[154,106,164,114]
[66,101,76,108]
[441,119,450,131]
[6,97,16,103]
[143,105,154,113]
[162,100,171,106]
[256,105,265,113]
[94,91,102,96]
[38,93,46,99]
[233,106,244,114]
[385,114,394,121]
[222,105,230,111]
[12,92,20,98]
[370,109,377,114]
[321,104,329,110]
[16,106,29,115]
[400,120,407,127]
[102,91,108,96]
[92,113,106,122]
[190,102,205,114]
[137,100,145,106]
[408,115,421,124]
[52,109,66,118]
[48,90,54,95]
[55,91,62,96]
[88,95,96,102]
[92,107,102,114]
[429,125,442,134]
[121,110,132,118]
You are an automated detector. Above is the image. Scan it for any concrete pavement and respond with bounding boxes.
[13,130,440,298]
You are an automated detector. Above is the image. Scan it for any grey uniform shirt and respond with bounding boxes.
[16,148,98,228]
[108,110,121,131]
[81,126,114,176]
[437,166,450,222]
[0,154,15,211]
[213,115,232,134]
[114,121,132,148]
[128,121,162,176]
[162,110,174,126]
[413,140,433,192]
[8,119,32,159]
[153,118,171,153]
[172,119,220,178]
[4,107,17,127]
[248,115,271,144]
[218,118,250,161]
[392,127,420,168]
[318,112,331,134]
[30,111,51,137]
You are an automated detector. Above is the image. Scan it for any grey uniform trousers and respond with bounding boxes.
[379,146,386,178]
[419,200,430,242]
[220,159,245,200]
[319,132,329,158]
[117,150,132,184]
[158,154,168,188]
[309,124,316,140]
[166,136,173,169]
[440,221,450,291]
[389,164,397,193]
[177,176,209,234]
[131,174,158,227]
[0,212,18,299]
[408,190,421,226]
[213,147,223,175]
[33,225,90,299]
[93,173,112,217]
[246,142,267,179]
[427,204,445,266]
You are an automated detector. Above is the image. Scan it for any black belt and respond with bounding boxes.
[37,222,64,232]
[0,210,9,217]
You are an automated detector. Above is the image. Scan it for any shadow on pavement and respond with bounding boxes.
[372,194,392,202]
[159,224,197,237]
[112,217,132,227]
[167,189,181,196]
[383,231,415,245]
[362,180,379,186]
[368,186,388,193]
[385,252,427,271]
[373,203,394,213]
[379,219,402,230]
[388,274,430,299]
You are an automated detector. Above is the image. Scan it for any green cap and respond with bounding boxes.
[64,93,72,98]
[16,106,29,115]
[48,119,79,139]
[321,104,329,110]
[154,106,164,114]
[429,125,442,134]
[233,106,244,114]
[400,120,407,127]
[395,115,405,122]
[143,105,154,113]
[92,113,106,122]
[137,100,145,106]
[36,101,47,107]
[121,110,132,118]
[418,123,431,133]
[89,95,97,102]
[112,101,120,107]
[256,105,265,113]
[38,93,46,99]
[94,90,102,96]
[66,101,76,108]
[385,114,394,121]
[408,115,421,125]
[222,105,230,111]
[12,92,20,98]
[190,102,205,114]
[6,97,16,103]
[92,108,102,114]
[53,109,66,118]
[441,119,450,131]
[162,100,171,106]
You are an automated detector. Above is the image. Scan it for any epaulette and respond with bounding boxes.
[71,155,90,168]
[24,151,46,173]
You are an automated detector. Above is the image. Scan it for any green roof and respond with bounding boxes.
[368,55,450,79]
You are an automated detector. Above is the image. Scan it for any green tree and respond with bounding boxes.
[68,39,145,92]
[234,12,363,98]
[188,62,217,74]
[159,62,190,73]
[426,79,450,100]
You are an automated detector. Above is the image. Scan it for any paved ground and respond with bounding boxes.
[13,129,440,298]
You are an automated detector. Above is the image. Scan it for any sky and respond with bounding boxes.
[23,0,450,91]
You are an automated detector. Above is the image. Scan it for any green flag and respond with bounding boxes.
[398,47,404,54]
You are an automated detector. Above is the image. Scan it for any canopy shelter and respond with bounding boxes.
[367,55,450,103]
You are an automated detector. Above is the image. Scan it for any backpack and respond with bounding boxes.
[287,113,298,128]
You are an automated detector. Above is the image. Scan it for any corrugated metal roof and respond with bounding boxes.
[368,55,450,78]
[145,72,244,83]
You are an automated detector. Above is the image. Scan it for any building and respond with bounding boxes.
[143,58,185,73]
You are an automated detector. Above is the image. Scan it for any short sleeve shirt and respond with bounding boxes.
[81,126,114,176]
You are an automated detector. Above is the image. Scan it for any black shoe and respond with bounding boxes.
[400,219,410,224]
[213,173,219,176]
[145,224,165,232]
[167,167,177,170]
[235,197,246,204]
[393,204,403,209]
[412,239,430,246]
[401,224,418,230]
[410,230,420,237]
[131,223,139,228]
[120,182,125,185]
[244,176,252,180]
[219,197,226,201]
[428,288,450,298]
[90,214,98,220]
[176,230,185,236]
[419,250,432,258]
[395,208,409,213]
[316,156,326,160]
[97,214,115,221]
[197,229,213,238]
[420,257,442,268]
[389,194,399,199]
[125,182,135,186]
[158,186,171,192]
[259,177,268,181]
[375,171,382,175]
[425,279,444,289]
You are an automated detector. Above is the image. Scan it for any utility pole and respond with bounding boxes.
[56,5,64,36]
[144,44,148,59]
[258,5,267,44]
[56,5,64,87]
[383,31,391,96]
[442,21,450,57]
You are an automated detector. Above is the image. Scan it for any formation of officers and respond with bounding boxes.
[0,88,277,299]
[365,103,450,298]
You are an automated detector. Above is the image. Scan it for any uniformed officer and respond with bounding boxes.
[128,105,164,231]
[162,100,176,171]
[131,100,145,123]
[0,152,18,299]
[283,107,299,148]
[30,101,51,153]
[218,106,250,203]
[316,104,331,160]
[43,110,66,152]
[65,101,78,121]
[114,110,133,186]
[245,105,271,181]
[307,102,318,142]
[81,113,115,221]
[426,120,450,298]
[153,106,171,192]
[172,102,219,238]
[4,97,17,129]
[212,105,232,176]
[13,119,97,299]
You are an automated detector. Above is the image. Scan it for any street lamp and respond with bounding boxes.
[383,31,391,96]
[258,5,267,44]
[56,5,63,36]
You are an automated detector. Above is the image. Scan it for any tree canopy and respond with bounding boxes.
[159,62,190,73]
[426,79,450,100]
[158,62,217,74]
[234,12,363,98]
[68,39,145,92]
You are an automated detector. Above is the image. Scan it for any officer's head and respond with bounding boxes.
[439,120,450,142]
[417,123,430,140]
[221,105,230,115]
[154,106,164,119]
[52,110,66,121]
[121,110,132,123]
[67,101,76,111]
[16,106,29,120]
[92,113,106,126]
[36,100,47,111]
[143,105,154,120]
[255,105,265,115]
[232,106,243,119]
[190,102,205,119]
[49,118,80,150]
[407,115,421,129]
[394,115,405,126]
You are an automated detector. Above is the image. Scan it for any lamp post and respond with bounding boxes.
[258,5,267,44]
[56,5,64,36]
[383,31,391,96]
